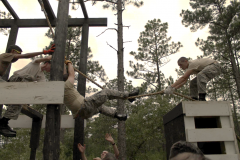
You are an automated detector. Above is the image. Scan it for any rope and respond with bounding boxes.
[38,0,55,39]
[74,67,104,89]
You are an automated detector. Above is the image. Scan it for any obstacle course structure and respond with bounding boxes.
[163,101,240,160]
[0,0,107,159]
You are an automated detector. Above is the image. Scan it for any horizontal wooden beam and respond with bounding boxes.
[1,0,19,19]
[0,81,64,104]
[0,18,107,28]
[9,115,86,128]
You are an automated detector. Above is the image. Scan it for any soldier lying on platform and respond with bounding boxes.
[0,44,55,137]
[164,57,222,101]
[169,141,210,160]
[64,60,139,120]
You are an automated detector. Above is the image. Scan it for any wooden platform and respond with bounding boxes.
[163,101,240,160]
[0,81,64,104]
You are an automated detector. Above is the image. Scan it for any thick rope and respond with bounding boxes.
[74,68,104,89]
[38,0,55,39]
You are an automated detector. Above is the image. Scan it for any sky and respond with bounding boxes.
[0,0,210,88]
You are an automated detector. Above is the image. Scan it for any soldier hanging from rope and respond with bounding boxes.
[64,59,139,120]
[164,57,222,101]
[0,44,55,137]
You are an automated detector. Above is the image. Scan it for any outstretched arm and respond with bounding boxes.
[171,70,193,89]
[78,143,87,160]
[105,133,119,158]
[66,60,75,84]
[14,44,55,59]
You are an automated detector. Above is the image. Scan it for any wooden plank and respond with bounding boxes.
[220,116,231,128]
[186,128,235,142]
[182,101,230,116]
[0,18,107,28]
[8,115,86,128]
[0,81,64,104]
[205,154,239,160]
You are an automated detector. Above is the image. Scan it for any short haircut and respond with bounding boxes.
[169,141,209,159]
[44,60,51,64]
[178,57,188,63]
[102,153,117,160]
[7,45,22,53]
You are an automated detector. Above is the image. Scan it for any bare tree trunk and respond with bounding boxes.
[117,0,126,160]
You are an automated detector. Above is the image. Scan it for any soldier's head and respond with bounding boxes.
[169,141,210,160]
[178,57,189,70]
[101,150,109,159]
[102,152,117,160]
[7,45,23,63]
[41,61,51,72]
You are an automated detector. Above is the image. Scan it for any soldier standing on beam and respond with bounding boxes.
[0,44,55,137]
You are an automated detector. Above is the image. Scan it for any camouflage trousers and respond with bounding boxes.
[4,74,35,120]
[190,62,222,98]
[78,88,129,119]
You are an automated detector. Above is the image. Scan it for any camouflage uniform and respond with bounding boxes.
[77,89,129,119]
[3,74,35,120]
[190,62,222,98]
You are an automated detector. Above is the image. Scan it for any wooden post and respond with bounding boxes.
[43,0,69,159]
[30,118,42,160]
[0,24,18,118]
[73,23,89,160]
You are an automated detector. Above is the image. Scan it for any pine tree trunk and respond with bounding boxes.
[117,0,126,159]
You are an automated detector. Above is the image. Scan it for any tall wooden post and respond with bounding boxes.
[74,23,89,160]
[43,0,69,159]
[0,24,19,118]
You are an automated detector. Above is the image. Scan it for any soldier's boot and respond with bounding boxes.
[128,89,140,103]
[199,93,206,101]
[114,113,127,121]
[0,117,16,137]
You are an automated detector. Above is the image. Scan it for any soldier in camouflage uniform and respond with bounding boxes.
[64,60,139,121]
[164,57,221,101]
[0,44,55,137]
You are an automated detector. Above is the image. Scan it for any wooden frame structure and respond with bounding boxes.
[0,0,107,159]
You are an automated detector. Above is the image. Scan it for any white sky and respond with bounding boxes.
[0,0,210,87]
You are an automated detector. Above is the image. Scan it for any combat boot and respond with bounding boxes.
[128,89,140,103]
[114,113,127,121]
[199,93,206,101]
[0,117,16,137]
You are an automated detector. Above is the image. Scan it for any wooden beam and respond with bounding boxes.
[21,105,43,119]
[1,0,19,19]
[30,118,42,160]
[74,23,89,160]
[38,0,56,20]
[8,115,82,128]
[79,0,88,19]
[0,81,64,104]
[43,0,69,159]
[0,18,107,28]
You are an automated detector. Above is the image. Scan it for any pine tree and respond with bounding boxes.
[127,19,182,92]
